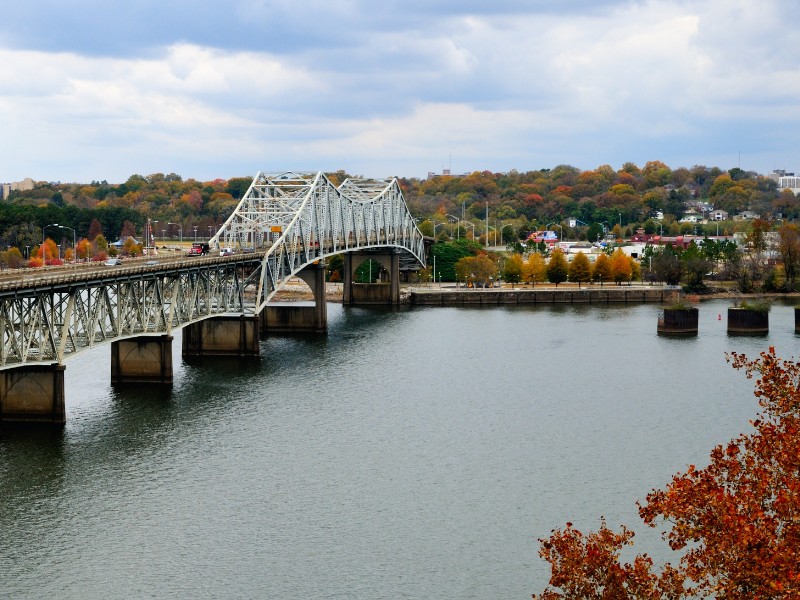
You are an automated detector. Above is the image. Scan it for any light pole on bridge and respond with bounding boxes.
[58,225,76,263]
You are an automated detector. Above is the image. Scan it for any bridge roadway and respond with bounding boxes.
[0,251,262,296]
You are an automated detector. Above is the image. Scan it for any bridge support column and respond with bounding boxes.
[182,315,260,357]
[343,252,401,306]
[261,263,327,333]
[111,335,173,385]
[0,364,66,424]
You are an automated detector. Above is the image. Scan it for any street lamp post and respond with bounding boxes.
[193,226,198,241]
[446,214,460,239]
[547,223,563,246]
[462,221,475,239]
[58,225,76,263]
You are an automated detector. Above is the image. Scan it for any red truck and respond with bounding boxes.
[188,242,210,256]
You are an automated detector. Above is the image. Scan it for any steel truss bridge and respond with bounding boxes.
[0,172,425,370]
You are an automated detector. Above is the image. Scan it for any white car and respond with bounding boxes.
[220,248,233,256]
[104,258,122,266]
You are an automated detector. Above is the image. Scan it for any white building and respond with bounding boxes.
[769,169,800,194]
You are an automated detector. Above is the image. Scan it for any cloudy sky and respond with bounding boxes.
[1,0,798,183]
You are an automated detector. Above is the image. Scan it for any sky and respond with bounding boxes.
[1,0,799,184]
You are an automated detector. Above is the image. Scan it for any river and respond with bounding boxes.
[0,299,793,599]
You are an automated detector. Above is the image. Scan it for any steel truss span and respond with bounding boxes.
[210,171,425,313]
[0,172,424,368]
[0,263,254,368]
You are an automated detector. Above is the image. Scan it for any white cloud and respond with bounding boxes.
[1,0,800,181]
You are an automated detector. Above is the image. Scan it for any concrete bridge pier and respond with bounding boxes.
[261,263,327,333]
[343,252,400,306]
[0,364,66,424]
[111,335,173,385]
[182,315,260,357]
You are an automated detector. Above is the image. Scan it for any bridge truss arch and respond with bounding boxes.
[211,171,426,313]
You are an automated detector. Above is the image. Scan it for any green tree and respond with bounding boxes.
[418,219,435,237]
[681,242,711,293]
[354,259,381,283]
[586,223,603,244]
[777,223,800,291]
[546,248,568,286]
[430,241,475,281]
[568,252,591,288]
[652,245,683,285]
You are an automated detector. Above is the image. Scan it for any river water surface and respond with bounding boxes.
[0,299,794,599]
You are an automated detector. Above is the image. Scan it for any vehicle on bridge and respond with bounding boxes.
[220,247,233,256]
[188,242,210,256]
[104,258,123,266]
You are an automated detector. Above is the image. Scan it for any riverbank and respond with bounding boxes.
[271,280,800,305]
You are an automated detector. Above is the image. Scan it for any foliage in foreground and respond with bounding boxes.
[533,347,800,599]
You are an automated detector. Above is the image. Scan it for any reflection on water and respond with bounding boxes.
[0,300,793,599]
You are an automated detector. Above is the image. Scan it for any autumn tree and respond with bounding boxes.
[1,247,24,269]
[546,248,568,286]
[454,254,496,287]
[122,237,142,256]
[609,248,633,285]
[37,238,59,265]
[592,253,612,285]
[523,253,547,287]
[87,218,103,240]
[76,238,93,262]
[503,253,524,287]
[119,220,137,241]
[534,348,800,599]
[568,252,591,288]
[93,234,109,260]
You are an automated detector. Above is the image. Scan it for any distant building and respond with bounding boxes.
[0,177,35,199]
[710,209,729,221]
[769,169,800,194]
[734,210,760,221]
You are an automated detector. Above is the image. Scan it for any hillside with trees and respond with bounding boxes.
[2,164,798,291]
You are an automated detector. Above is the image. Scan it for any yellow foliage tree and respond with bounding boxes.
[523,252,547,286]
[568,252,592,288]
[610,248,633,285]
[592,253,612,285]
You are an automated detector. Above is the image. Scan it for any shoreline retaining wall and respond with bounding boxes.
[410,287,674,306]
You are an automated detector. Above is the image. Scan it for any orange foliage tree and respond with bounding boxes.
[533,347,800,599]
